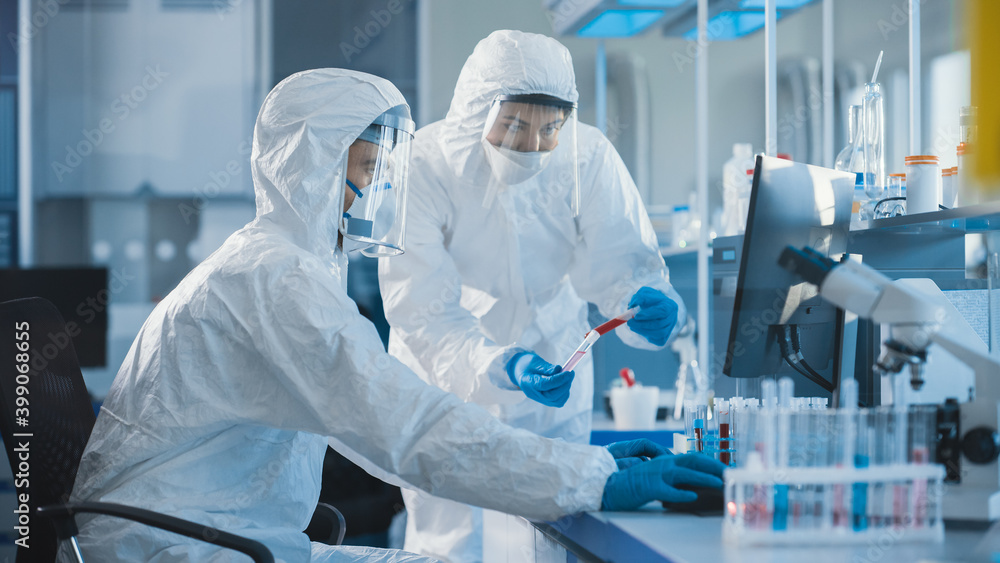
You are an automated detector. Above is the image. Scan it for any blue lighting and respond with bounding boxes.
[577,9,665,37]
[682,11,774,41]
[740,0,814,8]
[618,0,686,6]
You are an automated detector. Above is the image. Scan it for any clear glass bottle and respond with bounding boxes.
[861,82,886,201]
[960,106,978,145]
[835,105,865,173]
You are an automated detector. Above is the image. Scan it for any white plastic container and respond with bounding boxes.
[610,385,659,430]
[956,143,977,206]
[721,143,755,236]
[904,155,941,214]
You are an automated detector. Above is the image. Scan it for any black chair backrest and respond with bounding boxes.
[0,297,98,563]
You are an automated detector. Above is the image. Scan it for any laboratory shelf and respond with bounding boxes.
[866,200,1000,233]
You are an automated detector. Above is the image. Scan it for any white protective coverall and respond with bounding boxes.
[379,30,687,562]
[61,68,617,563]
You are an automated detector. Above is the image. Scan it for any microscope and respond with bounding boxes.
[780,245,1000,522]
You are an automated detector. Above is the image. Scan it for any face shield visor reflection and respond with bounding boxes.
[340,123,413,257]
[480,95,579,215]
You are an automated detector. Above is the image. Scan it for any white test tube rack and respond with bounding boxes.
[722,461,944,545]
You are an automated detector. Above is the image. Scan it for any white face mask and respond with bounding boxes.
[482,139,553,185]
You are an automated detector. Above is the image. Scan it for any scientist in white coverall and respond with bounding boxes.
[379,30,688,562]
[60,68,723,562]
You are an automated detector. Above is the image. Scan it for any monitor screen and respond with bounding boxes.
[0,268,109,367]
[722,156,855,393]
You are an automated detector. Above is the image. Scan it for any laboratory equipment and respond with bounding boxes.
[957,142,977,206]
[717,400,732,466]
[671,318,705,420]
[834,105,864,174]
[874,173,906,219]
[778,245,999,391]
[849,172,871,230]
[904,155,941,215]
[562,307,639,372]
[961,106,979,145]
[861,81,886,210]
[722,155,855,395]
[610,383,659,430]
[779,244,1000,521]
[956,106,979,206]
[684,401,708,453]
[723,394,945,545]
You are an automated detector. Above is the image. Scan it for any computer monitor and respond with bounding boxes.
[0,268,109,367]
[722,156,855,395]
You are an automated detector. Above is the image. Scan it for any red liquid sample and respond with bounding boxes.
[719,423,731,465]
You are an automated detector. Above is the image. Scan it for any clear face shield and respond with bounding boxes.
[339,106,414,257]
[480,94,580,215]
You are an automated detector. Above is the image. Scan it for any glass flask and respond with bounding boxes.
[835,105,865,173]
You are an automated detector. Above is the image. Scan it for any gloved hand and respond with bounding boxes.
[505,352,574,407]
[605,439,671,470]
[601,453,726,511]
[627,287,680,346]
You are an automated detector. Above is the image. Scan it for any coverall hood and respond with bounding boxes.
[439,30,579,182]
[251,68,409,262]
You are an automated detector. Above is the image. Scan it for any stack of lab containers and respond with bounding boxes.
[718,377,944,545]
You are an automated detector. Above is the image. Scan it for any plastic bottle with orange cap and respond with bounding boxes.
[904,155,941,215]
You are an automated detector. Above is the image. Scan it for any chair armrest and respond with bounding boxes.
[37,501,274,563]
[305,502,346,545]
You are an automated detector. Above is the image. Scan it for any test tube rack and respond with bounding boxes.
[723,463,944,545]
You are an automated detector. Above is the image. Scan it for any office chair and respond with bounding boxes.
[0,297,274,563]
[305,502,347,546]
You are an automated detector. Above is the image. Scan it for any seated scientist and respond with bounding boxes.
[60,68,724,563]
[379,30,688,561]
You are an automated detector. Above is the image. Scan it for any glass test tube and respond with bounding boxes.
[892,374,910,527]
[758,381,778,530]
[684,401,707,453]
[909,405,936,527]
[871,407,891,529]
[773,378,794,531]
[717,400,732,466]
[729,398,742,467]
[836,379,858,529]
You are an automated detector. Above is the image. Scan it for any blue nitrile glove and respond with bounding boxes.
[505,352,575,407]
[606,439,672,470]
[601,453,726,511]
[627,287,680,346]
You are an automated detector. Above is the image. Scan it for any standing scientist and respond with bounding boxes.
[379,30,688,562]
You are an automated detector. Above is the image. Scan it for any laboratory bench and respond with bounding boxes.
[526,505,988,563]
